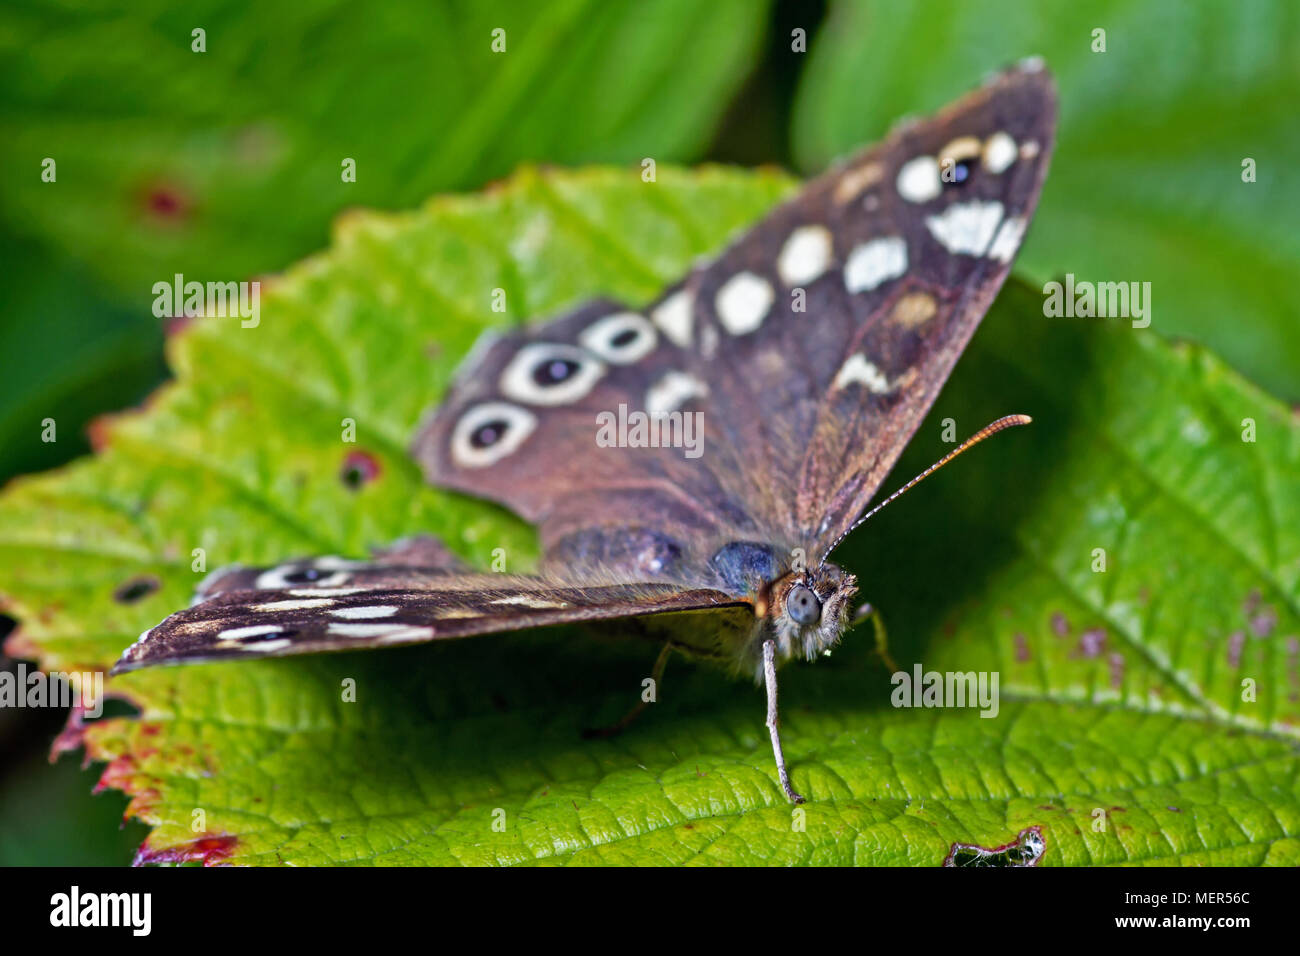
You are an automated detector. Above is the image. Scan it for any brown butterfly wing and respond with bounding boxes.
[113,560,746,673]
[415,64,1057,577]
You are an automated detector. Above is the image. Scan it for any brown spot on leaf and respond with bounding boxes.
[1108,652,1125,688]
[1014,632,1031,662]
[1227,630,1246,669]
[1249,606,1278,639]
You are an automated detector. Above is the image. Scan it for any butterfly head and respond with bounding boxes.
[763,562,858,662]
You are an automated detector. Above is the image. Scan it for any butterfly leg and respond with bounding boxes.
[582,642,672,740]
[851,602,898,673]
[763,639,805,804]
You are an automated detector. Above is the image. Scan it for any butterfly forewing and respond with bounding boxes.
[415,63,1057,582]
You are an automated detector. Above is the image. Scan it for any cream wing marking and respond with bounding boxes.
[715,271,774,335]
[896,155,942,203]
[776,226,833,286]
[651,290,694,348]
[925,200,1004,256]
[982,131,1018,174]
[646,370,709,415]
[844,237,908,294]
[833,354,894,394]
[988,216,1028,263]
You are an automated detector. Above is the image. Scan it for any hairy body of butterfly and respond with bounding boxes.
[115,62,1058,804]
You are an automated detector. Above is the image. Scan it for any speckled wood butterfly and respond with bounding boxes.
[115,63,1057,803]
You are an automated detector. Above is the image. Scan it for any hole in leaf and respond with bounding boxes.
[113,576,161,604]
[943,826,1045,867]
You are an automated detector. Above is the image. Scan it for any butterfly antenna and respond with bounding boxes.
[819,414,1033,565]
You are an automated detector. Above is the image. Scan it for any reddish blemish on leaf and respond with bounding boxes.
[341,450,382,490]
[1075,627,1107,659]
[1014,632,1031,662]
[1249,605,1277,638]
[943,826,1045,867]
[1108,651,1125,688]
[139,181,192,223]
[50,703,90,765]
[135,833,237,867]
[94,752,139,795]
[165,314,196,337]
[1050,611,1070,637]
[1227,630,1246,668]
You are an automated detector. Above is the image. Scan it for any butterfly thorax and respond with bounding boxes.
[653,543,858,682]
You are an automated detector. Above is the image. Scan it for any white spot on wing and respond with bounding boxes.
[327,622,402,637]
[376,627,436,644]
[289,588,363,597]
[926,200,1004,256]
[988,216,1028,263]
[983,132,1018,174]
[651,290,694,348]
[714,271,774,335]
[225,638,292,652]
[330,605,399,620]
[218,624,285,641]
[776,226,833,286]
[490,595,570,609]
[646,371,709,415]
[897,155,941,203]
[844,237,908,294]
[253,599,335,612]
[834,354,894,393]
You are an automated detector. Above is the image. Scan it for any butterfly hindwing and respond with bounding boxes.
[114,552,746,673]
[415,63,1057,582]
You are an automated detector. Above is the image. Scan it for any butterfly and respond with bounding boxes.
[114,62,1058,804]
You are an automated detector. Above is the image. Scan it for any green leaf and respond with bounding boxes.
[2,166,1297,866]
[792,0,1300,400]
[0,0,769,481]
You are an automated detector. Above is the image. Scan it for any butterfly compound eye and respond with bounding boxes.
[787,583,822,626]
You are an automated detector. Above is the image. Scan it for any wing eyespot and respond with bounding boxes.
[253,556,363,590]
[579,312,657,363]
[450,401,538,469]
[499,343,605,405]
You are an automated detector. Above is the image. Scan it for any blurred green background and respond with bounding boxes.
[1,0,1294,865]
